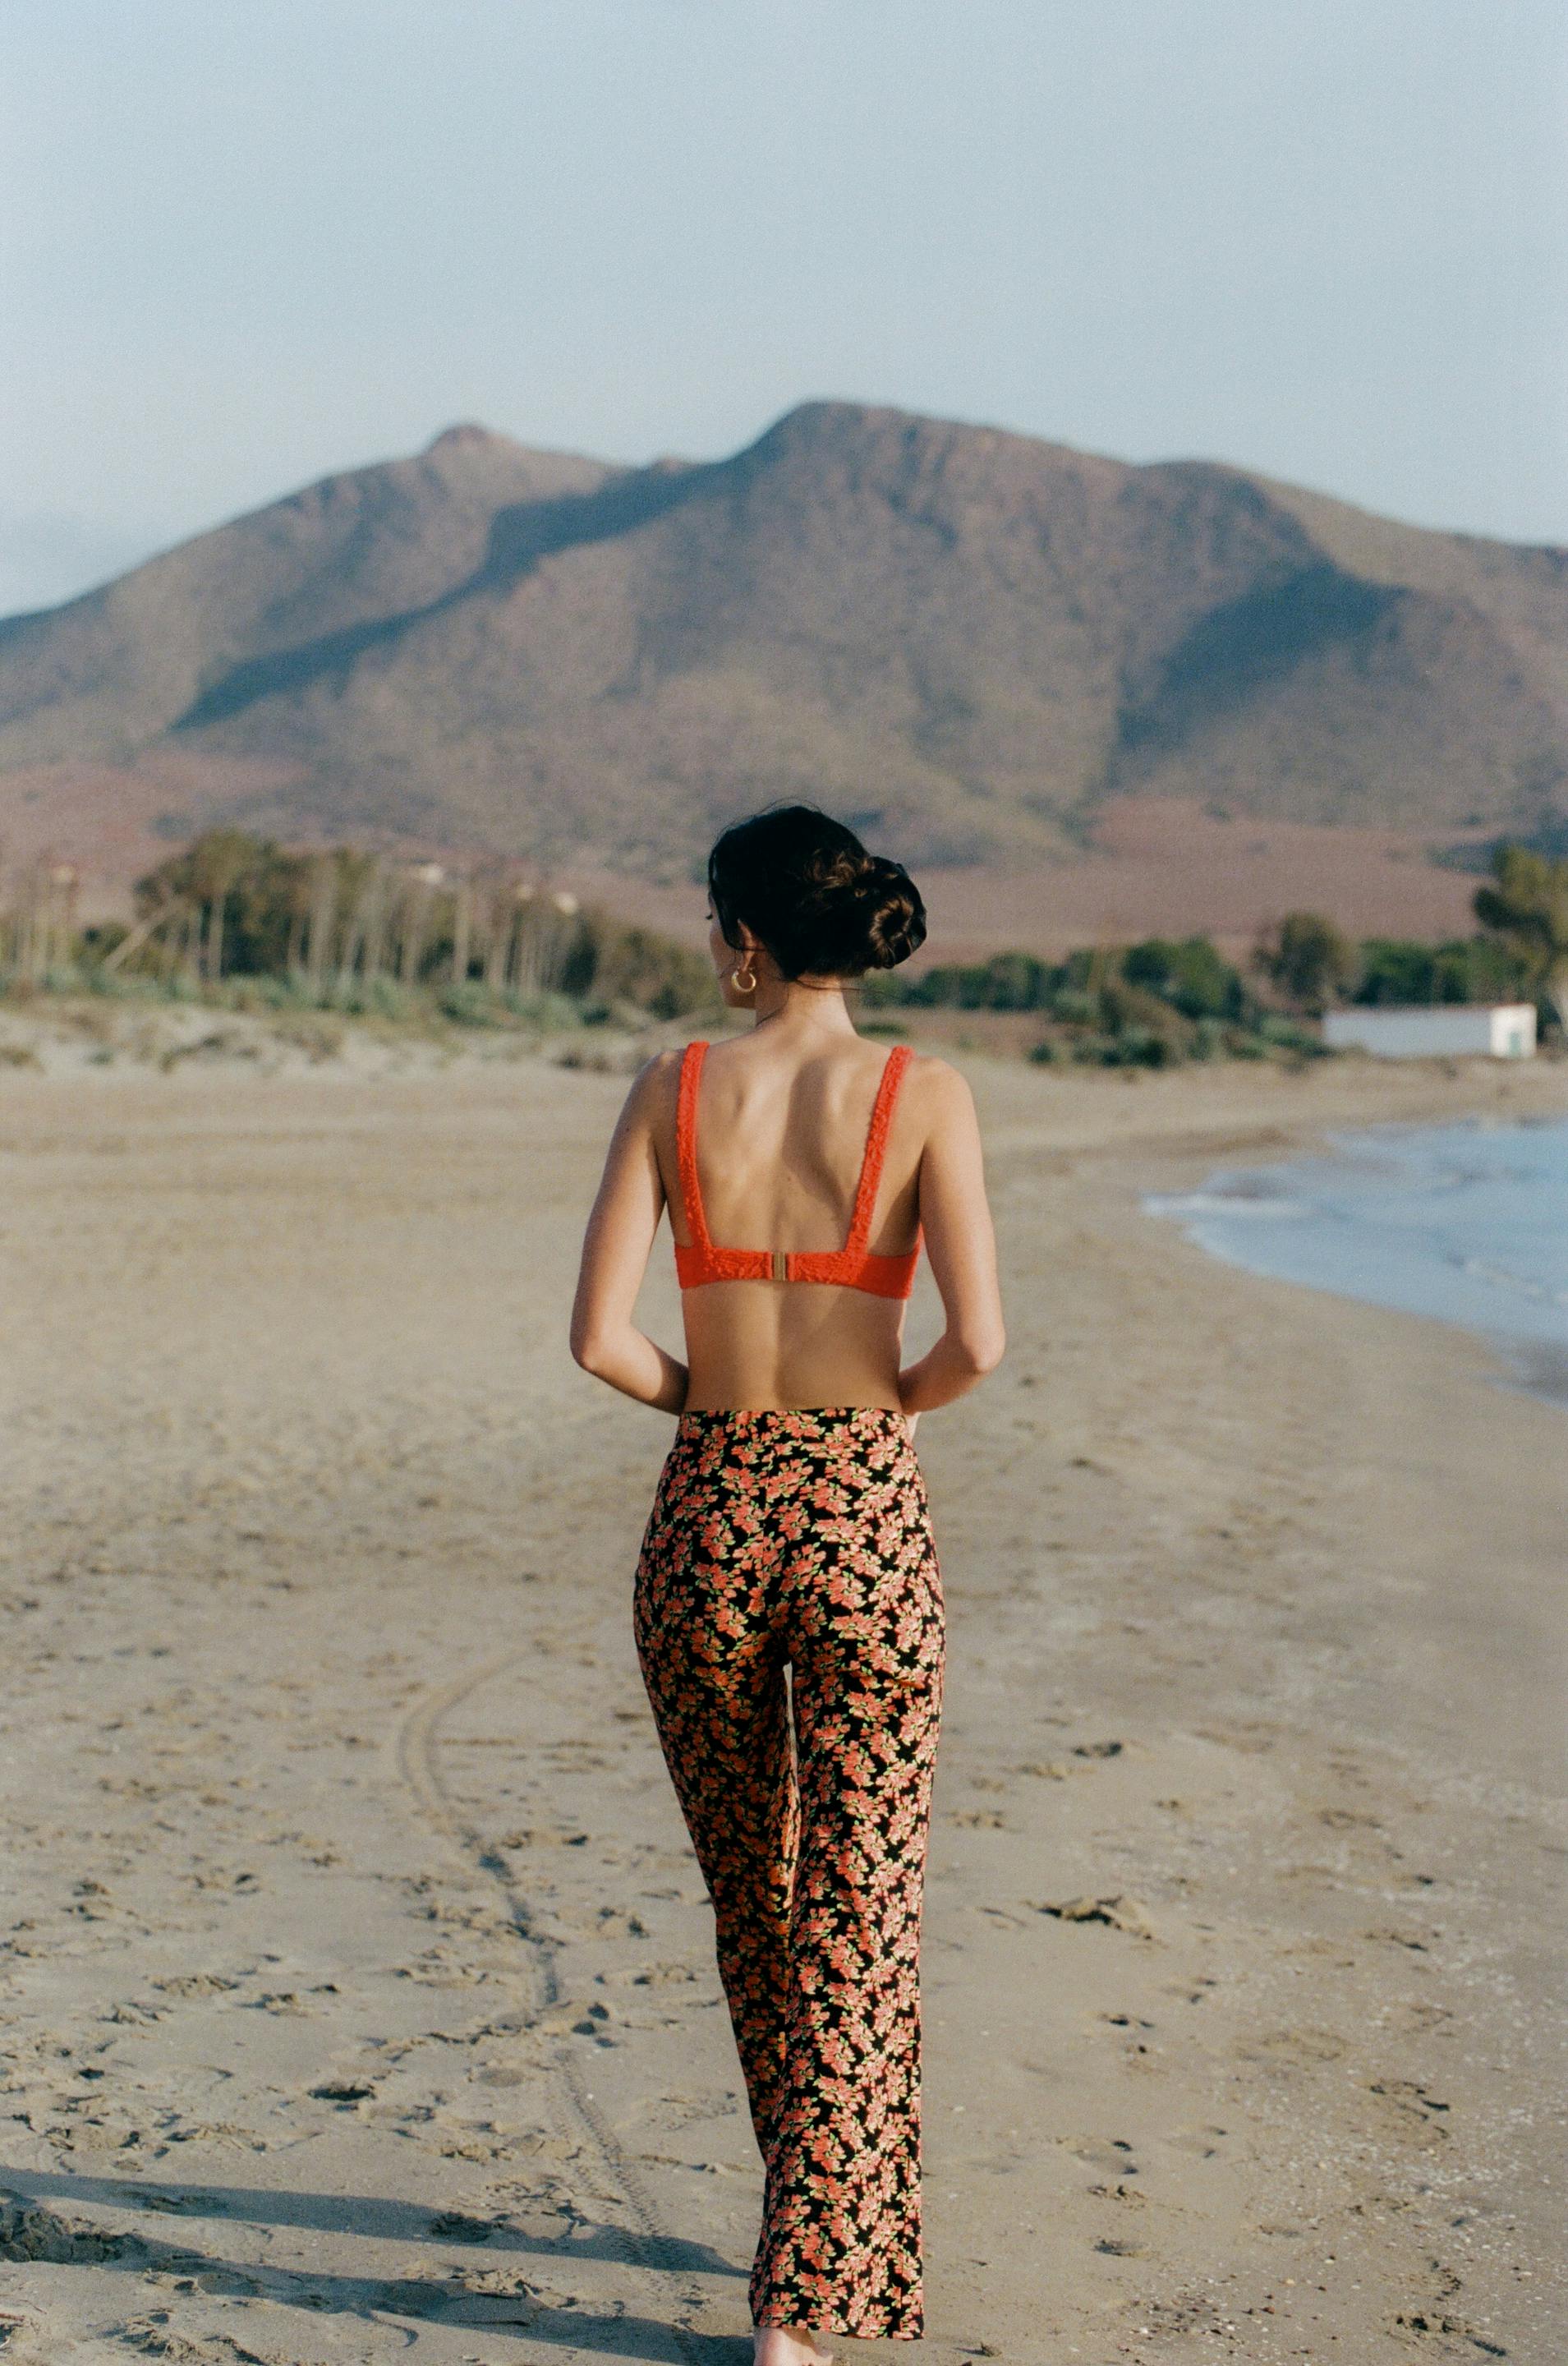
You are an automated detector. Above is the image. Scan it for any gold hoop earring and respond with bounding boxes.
[731,959,757,996]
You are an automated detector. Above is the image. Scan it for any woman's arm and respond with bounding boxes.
[569,1055,688,1414]
[898,1061,1006,1416]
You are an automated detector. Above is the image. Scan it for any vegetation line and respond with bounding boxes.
[1,831,1562,1067]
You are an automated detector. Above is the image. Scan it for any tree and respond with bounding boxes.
[1124,934,1244,1020]
[1255,911,1355,1015]
[1474,844,1568,1029]
[185,829,260,981]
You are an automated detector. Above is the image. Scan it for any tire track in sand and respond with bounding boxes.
[395,1650,721,2366]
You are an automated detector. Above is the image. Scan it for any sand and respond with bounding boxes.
[0,1038,1564,2366]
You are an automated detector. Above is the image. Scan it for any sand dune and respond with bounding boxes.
[0,1045,1563,2363]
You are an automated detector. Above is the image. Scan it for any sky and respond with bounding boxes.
[2,0,1565,615]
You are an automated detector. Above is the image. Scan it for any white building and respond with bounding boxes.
[1322,1004,1537,1059]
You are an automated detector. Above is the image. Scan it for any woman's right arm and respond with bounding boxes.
[569,1055,689,1415]
[898,1061,1006,1416]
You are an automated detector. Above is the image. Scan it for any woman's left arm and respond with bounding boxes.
[569,1054,688,1414]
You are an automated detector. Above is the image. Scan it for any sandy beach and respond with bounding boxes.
[1,1039,1564,2366]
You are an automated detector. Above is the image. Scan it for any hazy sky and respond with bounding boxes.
[3,0,1565,614]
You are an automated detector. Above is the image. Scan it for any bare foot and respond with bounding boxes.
[753,2324,834,2366]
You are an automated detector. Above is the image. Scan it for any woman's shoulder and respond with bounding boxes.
[895,1043,973,1105]
[886,1049,977,1154]
[619,1044,688,1124]
[641,1043,694,1079]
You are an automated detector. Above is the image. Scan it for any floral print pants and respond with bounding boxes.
[632,1406,945,2341]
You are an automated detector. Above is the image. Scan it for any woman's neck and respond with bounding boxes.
[747,975,858,1036]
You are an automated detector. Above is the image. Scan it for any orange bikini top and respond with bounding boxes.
[673,1038,922,1300]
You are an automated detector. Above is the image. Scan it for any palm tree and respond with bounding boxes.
[333,853,384,992]
[102,877,191,977]
[396,863,444,981]
[281,855,315,981]
[186,829,256,982]
[448,871,473,986]
[305,854,340,997]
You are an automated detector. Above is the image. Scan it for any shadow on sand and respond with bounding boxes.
[2,2170,750,2363]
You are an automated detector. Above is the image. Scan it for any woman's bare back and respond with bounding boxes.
[651,1028,927,1411]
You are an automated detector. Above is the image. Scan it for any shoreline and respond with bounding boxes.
[0,1049,1563,2364]
[1140,1104,1568,1412]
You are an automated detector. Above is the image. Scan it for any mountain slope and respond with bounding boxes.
[0,426,617,765]
[2,403,1562,871]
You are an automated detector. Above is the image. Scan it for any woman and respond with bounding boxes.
[570,804,1005,2364]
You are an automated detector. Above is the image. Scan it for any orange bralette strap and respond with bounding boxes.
[675,1038,713,1254]
[845,1042,915,1253]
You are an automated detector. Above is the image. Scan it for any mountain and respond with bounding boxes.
[2,402,1563,880]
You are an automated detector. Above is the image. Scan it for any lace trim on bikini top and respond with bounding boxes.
[673,1038,922,1299]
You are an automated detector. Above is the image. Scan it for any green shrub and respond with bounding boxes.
[1123,935,1244,1020]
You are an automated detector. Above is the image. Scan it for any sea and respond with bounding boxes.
[1143,1112,1568,1406]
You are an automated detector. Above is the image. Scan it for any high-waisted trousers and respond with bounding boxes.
[632,1406,945,2341]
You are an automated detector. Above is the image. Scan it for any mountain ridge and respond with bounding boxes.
[2,399,1562,876]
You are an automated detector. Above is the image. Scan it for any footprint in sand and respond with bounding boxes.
[1138,2290,1230,2338]
[1163,2124,1230,2160]
[598,1960,697,1990]
[1235,2028,1349,2069]
[104,2318,278,2359]
[120,2189,226,2217]
[637,2088,739,2130]
[1365,2077,1452,2147]
[306,2077,378,2106]
[1383,2000,1455,2036]
[427,2208,504,2244]
[591,1906,651,1938]
[1161,1975,1220,2005]
[642,2149,747,2180]
[1058,2134,1138,2176]
[1034,1894,1157,1939]
[0,2199,131,2266]
[2,2202,262,2302]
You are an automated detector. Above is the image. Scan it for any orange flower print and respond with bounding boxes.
[632,1406,943,2339]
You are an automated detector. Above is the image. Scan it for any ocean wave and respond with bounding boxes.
[1451,1252,1568,1310]
[1141,1114,1568,1375]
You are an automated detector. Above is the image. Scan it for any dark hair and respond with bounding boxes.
[707,804,927,981]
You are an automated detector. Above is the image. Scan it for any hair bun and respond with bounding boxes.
[707,803,927,979]
[858,854,927,970]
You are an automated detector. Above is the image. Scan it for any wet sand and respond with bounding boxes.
[1,1043,1564,2365]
